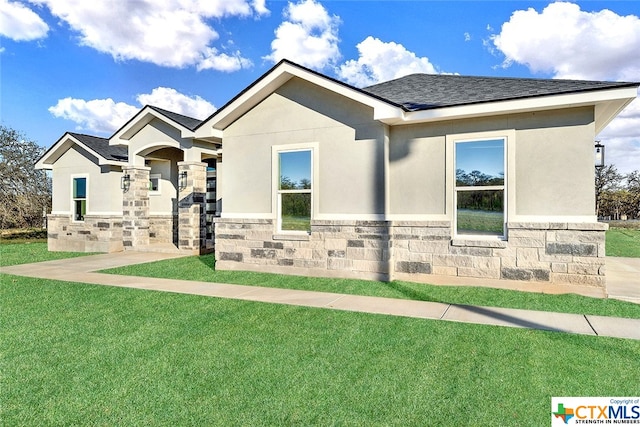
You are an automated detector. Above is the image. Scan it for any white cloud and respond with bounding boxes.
[264,0,341,69]
[49,98,139,135]
[0,0,48,41]
[464,32,471,42]
[49,88,216,135]
[252,0,269,16]
[197,49,253,72]
[491,2,640,81]
[337,36,438,87]
[492,2,640,174]
[29,0,267,71]
[137,87,216,120]
[598,97,640,174]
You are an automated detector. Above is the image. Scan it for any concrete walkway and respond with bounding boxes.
[606,257,640,304]
[2,252,639,340]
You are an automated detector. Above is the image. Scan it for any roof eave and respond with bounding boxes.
[399,86,639,128]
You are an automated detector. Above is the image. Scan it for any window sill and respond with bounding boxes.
[273,233,310,241]
[451,237,507,249]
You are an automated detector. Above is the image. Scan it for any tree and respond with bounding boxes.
[595,164,623,218]
[624,170,640,219]
[0,125,51,229]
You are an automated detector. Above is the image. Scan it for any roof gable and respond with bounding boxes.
[110,105,203,144]
[36,132,128,169]
[194,59,402,138]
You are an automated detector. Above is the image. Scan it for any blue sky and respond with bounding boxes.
[1,0,639,173]
[456,139,505,181]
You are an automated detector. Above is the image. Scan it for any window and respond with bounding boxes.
[455,139,505,237]
[277,150,312,232]
[73,177,87,221]
[149,174,161,194]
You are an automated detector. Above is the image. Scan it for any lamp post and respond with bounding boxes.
[595,141,605,169]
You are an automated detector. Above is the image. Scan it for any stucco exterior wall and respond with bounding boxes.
[128,119,185,162]
[50,145,123,215]
[512,108,595,216]
[388,107,595,219]
[223,77,386,217]
[146,148,182,214]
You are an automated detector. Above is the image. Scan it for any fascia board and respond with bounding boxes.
[194,62,403,137]
[36,134,123,168]
[110,107,193,145]
[193,128,223,140]
[400,86,639,126]
[36,137,72,169]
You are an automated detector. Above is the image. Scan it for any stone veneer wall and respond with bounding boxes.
[47,214,123,253]
[215,219,607,289]
[122,166,150,250]
[215,219,392,281]
[149,214,178,245]
[178,162,209,254]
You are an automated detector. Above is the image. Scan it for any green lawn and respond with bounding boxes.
[101,253,640,319]
[0,241,94,267]
[457,209,504,234]
[281,215,311,231]
[606,228,640,258]
[2,237,638,321]
[1,276,638,426]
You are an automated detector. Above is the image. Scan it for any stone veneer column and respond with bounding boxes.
[122,166,150,249]
[178,161,207,253]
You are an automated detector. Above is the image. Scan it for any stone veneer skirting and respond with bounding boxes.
[47,214,123,253]
[214,219,607,289]
[149,214,178,245]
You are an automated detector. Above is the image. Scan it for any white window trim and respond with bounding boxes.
[446,130,516,240]
[271,143,318,234]
[149,173,161,195]
[70,174,88,222]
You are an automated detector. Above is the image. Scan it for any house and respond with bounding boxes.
[37,60,639,292]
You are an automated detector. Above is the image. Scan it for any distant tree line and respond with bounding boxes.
[280,176,311,217]
[0,125,51,229]
[596,165,640,220]
[456,169,504,212]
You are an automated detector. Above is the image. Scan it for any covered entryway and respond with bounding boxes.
[122,143,219,254]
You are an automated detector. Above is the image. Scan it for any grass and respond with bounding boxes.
[102,253,640,319]
[0,241,94,267]
[457,209,504,234]
[1,275,639,426]
[281,215,311,231]
[606,228,640,258]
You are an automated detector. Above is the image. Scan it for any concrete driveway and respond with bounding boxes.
[606,257,640,303]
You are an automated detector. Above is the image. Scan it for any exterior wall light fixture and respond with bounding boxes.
[121,174,130,191]
[178,171,188,190]
[595,141,605,169]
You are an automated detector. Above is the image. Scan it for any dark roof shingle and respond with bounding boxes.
[148,105,203,130]
[69,132,128,162]
[362,74,638,111]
